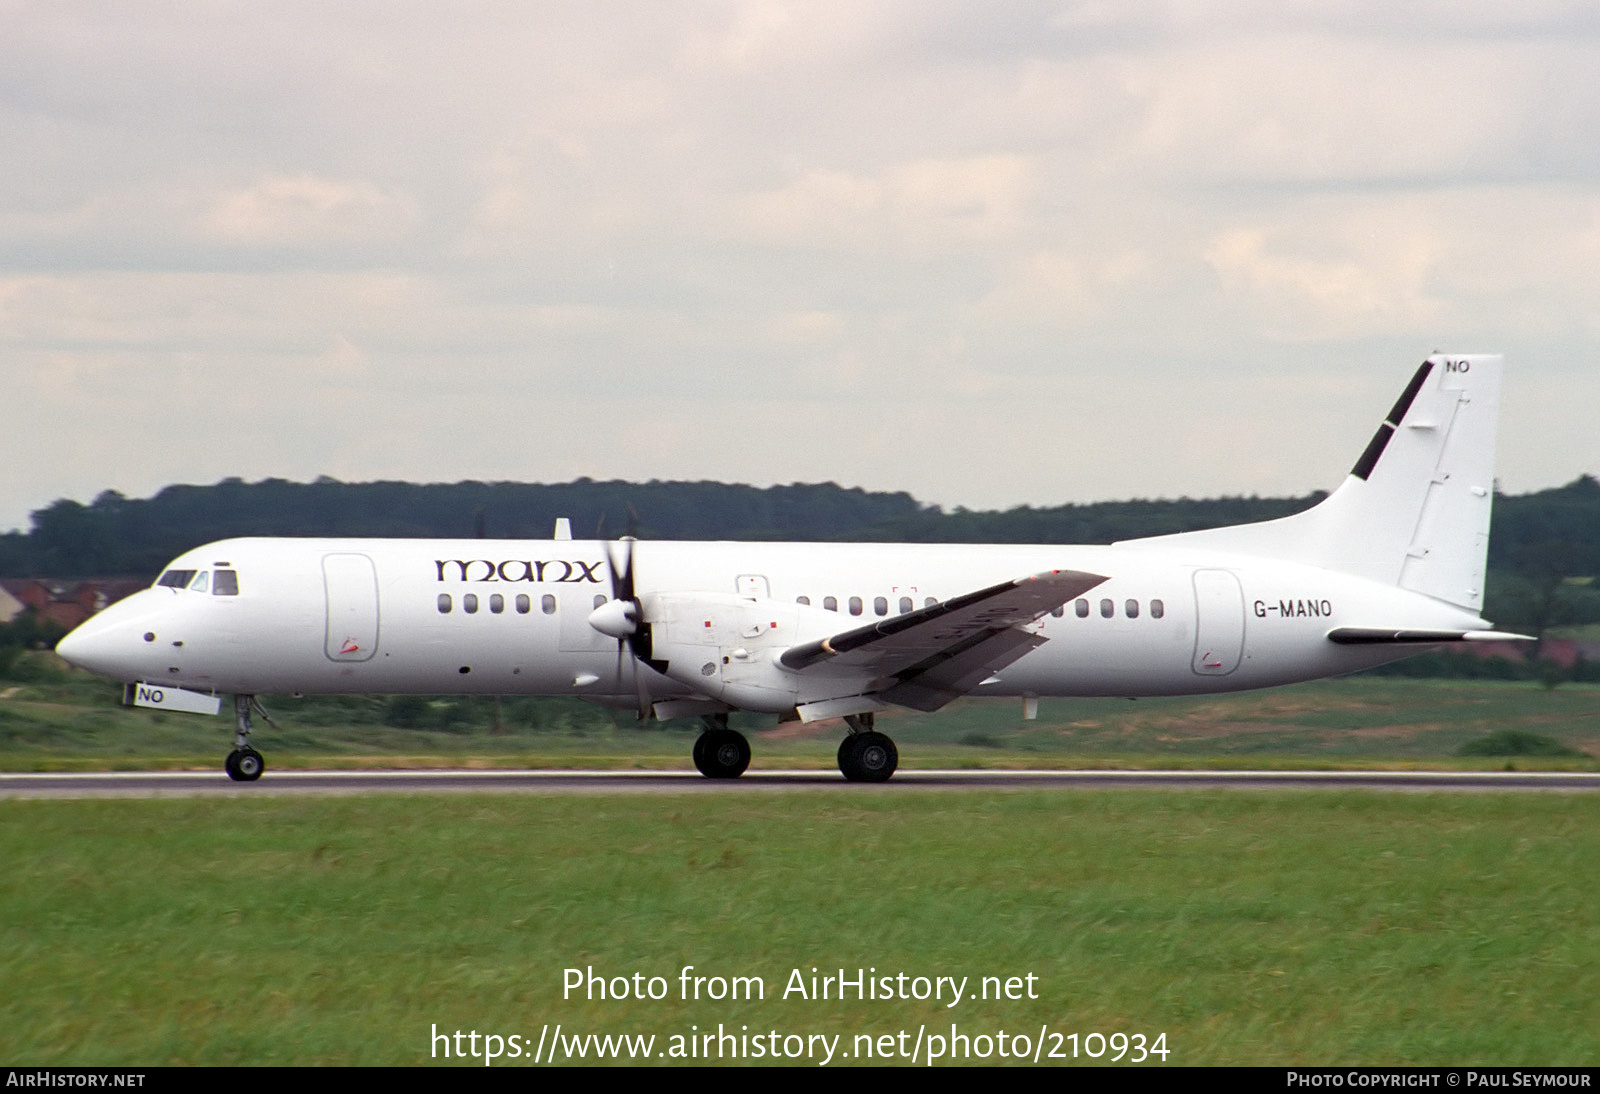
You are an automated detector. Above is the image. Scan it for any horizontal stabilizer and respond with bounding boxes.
[1327,627,1533,645]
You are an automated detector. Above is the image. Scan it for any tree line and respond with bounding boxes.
[4,473,1599,627]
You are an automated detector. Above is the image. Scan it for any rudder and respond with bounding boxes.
[1387,356,1500,610]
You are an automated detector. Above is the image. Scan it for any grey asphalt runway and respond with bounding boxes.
[2,769,1598,798]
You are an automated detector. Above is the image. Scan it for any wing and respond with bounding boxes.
[781,568,1108,712]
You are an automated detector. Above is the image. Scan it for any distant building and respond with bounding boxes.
[0,585,23,626]
[1466,637,1600,668]
[0,578,146,631]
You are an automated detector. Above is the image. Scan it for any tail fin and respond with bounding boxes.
[1122,354,1501,613]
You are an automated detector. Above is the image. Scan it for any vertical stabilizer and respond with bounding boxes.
[1121,355,1501,612]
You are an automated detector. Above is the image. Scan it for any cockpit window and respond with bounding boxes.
[157,569,197,589]
[213,569,239,596]
[189,571,209,593]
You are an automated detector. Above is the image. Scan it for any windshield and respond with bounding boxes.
[153,568,240,594]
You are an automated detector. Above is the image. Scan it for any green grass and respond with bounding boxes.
[6,661,1596,1067]
[1457,730,1587,758]
[3,792,1597,1065]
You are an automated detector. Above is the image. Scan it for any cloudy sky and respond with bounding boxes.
[4,1,1598,533]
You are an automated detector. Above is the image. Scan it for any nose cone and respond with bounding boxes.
[55,591,158,681]
[56,613,128,680]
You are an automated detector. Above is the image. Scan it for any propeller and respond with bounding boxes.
[588,534,654,720]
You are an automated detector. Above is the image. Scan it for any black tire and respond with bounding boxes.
[836,734,857,776]
[693,728,749,779]
[838,732,897,782]
[224,750,242,781]
[234,748,265,782]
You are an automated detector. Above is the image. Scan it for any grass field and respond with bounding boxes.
[4,791,1597,1066]
[4,667,1598,1066]
[2,660,1598,773]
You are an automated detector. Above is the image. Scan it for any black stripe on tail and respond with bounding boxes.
[1350,360,1434,481]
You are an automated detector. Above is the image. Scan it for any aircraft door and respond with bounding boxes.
[1191,568,1244,676]
[323,553,379,662]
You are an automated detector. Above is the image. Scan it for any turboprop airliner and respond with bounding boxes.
[56,354,1526,782]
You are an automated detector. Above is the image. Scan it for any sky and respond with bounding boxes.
[4,1,1599,534]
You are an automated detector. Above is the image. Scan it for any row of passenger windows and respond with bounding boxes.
[796,595,930,615]
[1068,597,1164,619]
[156,568,240,596]
[794,594,1164,620]
[438,591,1165,621]
[438,592,575,615]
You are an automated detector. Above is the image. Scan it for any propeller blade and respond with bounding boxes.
[601,535,652,720]
[632,653,651,722]
[605,536,634,603]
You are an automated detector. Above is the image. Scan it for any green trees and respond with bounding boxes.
[2,475,1597,601]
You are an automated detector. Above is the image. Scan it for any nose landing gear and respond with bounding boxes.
[224,747,264,781]
[225,695,272,782]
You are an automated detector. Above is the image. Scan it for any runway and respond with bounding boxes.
[3,768,1598,798]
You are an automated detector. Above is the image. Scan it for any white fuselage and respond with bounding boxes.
[57,535,1486,713]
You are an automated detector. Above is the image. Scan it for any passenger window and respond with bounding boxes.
[1051,606,1064,618]
[848,596,863,616]
[593,594,606,610]
[1100,598,1114,619]
[824,596,838,611]
[873,596,887,616]
[213,569,239,596]
[464,594,479,614]
[899,597,913,614]
[925,597,937,608]
[437,594,452,614]
[1151,599,1165,619]
[157,569,197,589]
[1126,599,1139,619]
[797,596,811,606]
[1075,599,1089,618]
[541,594,556,615]
[516,594,530,614]
[490,593,504,614]
[189,571,209,593]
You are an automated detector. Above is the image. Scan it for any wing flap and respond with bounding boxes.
[880,628,1047,712]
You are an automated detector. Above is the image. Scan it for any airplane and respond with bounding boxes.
[55,354,1528,782]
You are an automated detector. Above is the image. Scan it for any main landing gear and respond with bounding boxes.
[693,713,751,779]
[225,694,272,782]
[686,711,900,782]
[838,713,897,783]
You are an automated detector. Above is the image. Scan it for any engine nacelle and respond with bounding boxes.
[644,592,875,713]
